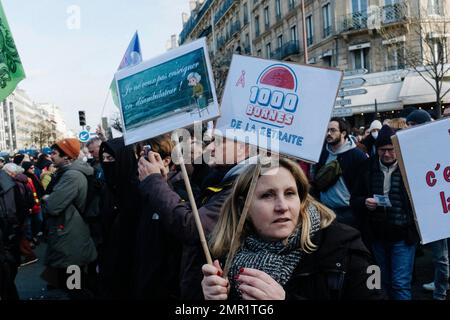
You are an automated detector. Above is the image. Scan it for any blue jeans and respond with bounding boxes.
[372,240,416,300]
[24,211,43,240]
[430,239,449,300]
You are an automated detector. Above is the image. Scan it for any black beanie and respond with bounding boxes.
[13,154,25,165]
[375,125,396,148]
[406,109,431,125]
[22,161,34,172]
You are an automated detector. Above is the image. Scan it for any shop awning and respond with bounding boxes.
[399,72,450,105]
[334,80,403,115]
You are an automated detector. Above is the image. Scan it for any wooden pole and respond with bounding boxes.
[173,132,213,265]
[223,162,261,276]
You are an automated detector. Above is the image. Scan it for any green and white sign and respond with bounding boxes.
[115,38,219,145]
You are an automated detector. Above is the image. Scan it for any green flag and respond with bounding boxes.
[0,1,25,101]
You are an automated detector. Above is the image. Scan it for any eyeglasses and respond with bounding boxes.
[378,148,395,154]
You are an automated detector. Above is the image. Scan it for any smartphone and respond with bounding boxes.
[143,145,152,160]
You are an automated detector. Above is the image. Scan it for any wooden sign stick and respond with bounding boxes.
[173,131,213,265]
[223,162,261,276]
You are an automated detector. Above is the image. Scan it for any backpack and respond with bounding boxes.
[313,159,342,192]
[79,173,103,223]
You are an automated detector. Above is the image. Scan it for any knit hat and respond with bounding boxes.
[22,161,34,172]
[13,154,25,165]
[406,109,431,125]
[54,138,80,159]
[368,120,382,132]
[375,125,396,148]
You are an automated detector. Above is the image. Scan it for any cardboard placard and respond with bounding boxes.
[115,38,220,145]
[215,55,342,163]
[392,118,450,244]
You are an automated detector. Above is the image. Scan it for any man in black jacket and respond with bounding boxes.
[314,117,367,228]
[351,125,419,300]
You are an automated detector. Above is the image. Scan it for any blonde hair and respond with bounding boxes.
[386,118,407,131]
[209,158,336,258]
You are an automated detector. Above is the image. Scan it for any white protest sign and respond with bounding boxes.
[215,55,342,162]
[393,118,450,244]
[115,38,220,145]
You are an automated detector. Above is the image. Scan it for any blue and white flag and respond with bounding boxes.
[111,31,142,107]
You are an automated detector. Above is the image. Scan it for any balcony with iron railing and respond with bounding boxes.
[323,25,332,38]
[340,1,408,33]
[244,45,251,54]
[214,0,238,25]
[270,40,300,60]
[341,11,368,32]
[230,20,241,38]
[382,2,408,24]
[179,0,213,44]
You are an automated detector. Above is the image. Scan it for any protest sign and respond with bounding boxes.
[392,118,450,244]
[115,38,219,145]
[215,55,342,163]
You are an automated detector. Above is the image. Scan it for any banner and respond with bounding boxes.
[215,55,342,163]
[115,38,219,145]
[0,1,25,101]
[392,118,450,244]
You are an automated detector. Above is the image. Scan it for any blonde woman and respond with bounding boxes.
[202,158,382,300]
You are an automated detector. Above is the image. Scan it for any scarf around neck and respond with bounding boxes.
[228,204,322,299]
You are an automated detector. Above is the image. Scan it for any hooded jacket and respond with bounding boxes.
[316,138,367,208]
[98,137,141,299]
[41,160,97,268]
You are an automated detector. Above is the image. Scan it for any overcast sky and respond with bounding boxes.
[3,0,191,132]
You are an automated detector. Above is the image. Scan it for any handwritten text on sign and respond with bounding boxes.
[425,163,450,214]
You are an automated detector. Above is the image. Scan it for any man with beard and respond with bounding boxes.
[313,117,367,228]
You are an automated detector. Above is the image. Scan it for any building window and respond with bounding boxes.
[266,42,272,58]
[306,15,313,46]
[257,49,262,57]
[277,34,283,48]
[243,3,249,25]
[264,6,270,30]
[428,0,442,15]
[291,25,298,42]
[255,16,260,37]
[275,0,282,20]
[322,3,332,38]
[351,0,368,28]
[432,39,447,63]
[352,48,370,71]
[386,45,405,70]
[245,33,250,52]
[288,0,296,11]
[323,56,333,67]
[352,0,368,13]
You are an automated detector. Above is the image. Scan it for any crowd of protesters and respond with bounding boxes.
[0,107,448,301]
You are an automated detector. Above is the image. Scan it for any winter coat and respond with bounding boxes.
[97,137,140,299]
[284,222,383,300]
[41,160,97,268]
[350,157,419,245]
[139,163,245,299]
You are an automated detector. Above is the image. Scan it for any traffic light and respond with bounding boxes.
[78,110,86,126]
